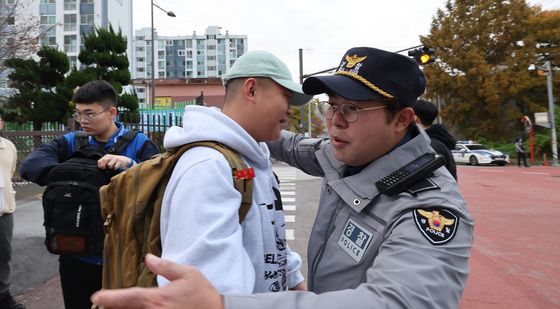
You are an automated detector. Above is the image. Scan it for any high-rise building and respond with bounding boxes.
[133,26,248,107]
[0,0,133,92]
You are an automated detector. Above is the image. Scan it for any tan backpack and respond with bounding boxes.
[99,141,253,290]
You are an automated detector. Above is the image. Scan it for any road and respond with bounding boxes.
[10,163,560,308]
[458,165,560,308]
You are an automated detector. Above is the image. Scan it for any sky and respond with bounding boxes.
[133,0,560,81]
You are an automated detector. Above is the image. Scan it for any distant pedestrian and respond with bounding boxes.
[515,138,529,167]
[413,99,458,180]
[0,110,25,309]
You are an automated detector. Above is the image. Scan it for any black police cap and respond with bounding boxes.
[303,47,426,107]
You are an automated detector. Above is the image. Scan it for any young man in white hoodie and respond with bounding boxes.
[158,50,311,293]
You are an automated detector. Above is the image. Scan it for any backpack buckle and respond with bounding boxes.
[103,213,113,233]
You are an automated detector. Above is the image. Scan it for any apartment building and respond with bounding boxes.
[133,25,248,107]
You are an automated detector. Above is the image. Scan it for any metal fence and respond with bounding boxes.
[0,112,183,184]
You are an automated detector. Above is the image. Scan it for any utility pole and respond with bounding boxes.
[299,48,305,135]
[545,61,558,166]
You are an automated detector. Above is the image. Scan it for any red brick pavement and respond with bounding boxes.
[458,165,560,309]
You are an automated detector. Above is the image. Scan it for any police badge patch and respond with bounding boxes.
[413,208,458,245]
[337,218,373,263]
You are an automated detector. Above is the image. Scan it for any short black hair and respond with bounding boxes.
[0,109,4,121]
[413,99,438,126]
[72,80,117,107]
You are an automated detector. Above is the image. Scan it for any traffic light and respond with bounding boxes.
[408,47,436,65]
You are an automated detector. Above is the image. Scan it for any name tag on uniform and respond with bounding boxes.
[338,218,373,263]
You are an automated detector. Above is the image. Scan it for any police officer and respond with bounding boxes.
[91,47,474,309]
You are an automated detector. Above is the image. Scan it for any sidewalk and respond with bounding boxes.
[12,185,65,309]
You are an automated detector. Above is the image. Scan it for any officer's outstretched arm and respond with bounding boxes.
[267,130,326,177]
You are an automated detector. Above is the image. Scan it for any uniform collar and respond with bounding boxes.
[317,124,432,212]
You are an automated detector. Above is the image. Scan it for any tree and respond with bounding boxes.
[420,0,557,141]
[66,24,138,112]
[0,0,52,74]
[4,46,72,130]
[288,98,325,137]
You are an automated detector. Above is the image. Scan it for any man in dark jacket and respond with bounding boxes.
[413,100,457,180]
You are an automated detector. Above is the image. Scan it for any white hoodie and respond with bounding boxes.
[159,105,304,293]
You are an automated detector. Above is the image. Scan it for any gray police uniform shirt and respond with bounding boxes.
[225,126,474,309]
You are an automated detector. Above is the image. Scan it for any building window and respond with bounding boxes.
[137,68,145,72]
[40,15,56,25]
[137,88,145,93]
[207,45,216,50]
[207,35,216,39]
[40,0,56,3]
[136,47,145,52]
[80,14,93,25]
[41,35,56,46]
[207,56,216,61]
[186,50,193,58]
[187,71,193,78]
[185,40,192,48]
[178,50,185,56]
[63,0,76,11]
[68,56,77,67]
[197,50,204,55]
[166,40,174,46]
[208,66,216,71]
[136,35,145,41]
[64,14,77,31]
[64,35,77,53]
[158,51,165,58]
[136,57,145,62]
[158,72,165,78]
[81,0,93,3]
[139,98,145,103]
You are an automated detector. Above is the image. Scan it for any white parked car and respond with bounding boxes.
[452,142,510,166]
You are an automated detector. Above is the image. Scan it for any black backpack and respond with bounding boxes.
[42,130,139,256]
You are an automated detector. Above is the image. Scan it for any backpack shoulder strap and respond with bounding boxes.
[110,129,140,155]
[177,141,253,223]
[74,131,89,149]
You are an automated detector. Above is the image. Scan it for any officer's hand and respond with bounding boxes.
[98,154,132,171]
[91,254,224,309]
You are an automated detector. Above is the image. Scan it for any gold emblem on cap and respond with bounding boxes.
[345,54,367,68]
[417,209,455,232]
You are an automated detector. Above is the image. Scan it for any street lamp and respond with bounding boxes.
[544,61,558,166]
[529,61,558,166]
[151,1,175,109]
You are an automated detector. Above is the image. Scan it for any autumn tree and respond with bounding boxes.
[4,46,72,130]
[289,98,325,137]
[421,0,558,141]
[66,24,138,112]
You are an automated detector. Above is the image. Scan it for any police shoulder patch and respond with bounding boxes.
[413,208,458,245]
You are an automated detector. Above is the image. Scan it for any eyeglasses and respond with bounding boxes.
[72,108,111,122]
[318,101,387,123]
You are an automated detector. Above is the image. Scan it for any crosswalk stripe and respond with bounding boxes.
[283,205,296,211]
[285,215,295,223]
[280,191,295,196]
[286,229,295,240]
